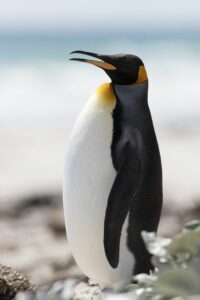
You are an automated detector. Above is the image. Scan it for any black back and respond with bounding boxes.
[104,81,163,275]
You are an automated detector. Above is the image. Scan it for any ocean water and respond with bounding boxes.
[0,33,200,127]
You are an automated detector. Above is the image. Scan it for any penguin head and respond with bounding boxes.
[70,50,148,85]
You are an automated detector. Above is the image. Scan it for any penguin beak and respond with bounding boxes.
[69,50,116,71]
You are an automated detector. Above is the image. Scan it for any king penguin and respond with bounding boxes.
[63,50,162,286]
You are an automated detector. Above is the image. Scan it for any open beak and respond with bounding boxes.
[69,50,116,71]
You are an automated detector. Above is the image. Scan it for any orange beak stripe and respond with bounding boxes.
[85,60,116,71]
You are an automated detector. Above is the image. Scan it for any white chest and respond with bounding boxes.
[63,87,134,286]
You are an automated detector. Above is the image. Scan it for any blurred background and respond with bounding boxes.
[0,0,199,286]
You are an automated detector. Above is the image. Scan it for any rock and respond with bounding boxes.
[0,264,35,300]
[14,278,102,300]
[73,280,101,300]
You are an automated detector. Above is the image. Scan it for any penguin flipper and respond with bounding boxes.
[104,138,143,268]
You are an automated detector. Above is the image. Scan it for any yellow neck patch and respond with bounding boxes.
[96,83,116,110]
[135,66,148,84]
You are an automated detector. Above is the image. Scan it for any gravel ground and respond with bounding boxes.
[0,192,199,300]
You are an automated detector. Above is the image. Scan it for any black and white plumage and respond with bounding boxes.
[63,51,162,286]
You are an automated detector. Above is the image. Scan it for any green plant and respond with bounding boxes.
[123,220,200,300]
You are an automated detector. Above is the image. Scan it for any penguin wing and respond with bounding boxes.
[104,132,144,268]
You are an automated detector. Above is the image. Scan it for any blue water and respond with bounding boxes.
[0,32,199,63]
[0,32,199,125]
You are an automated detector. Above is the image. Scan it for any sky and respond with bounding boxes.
[0,0,200,34]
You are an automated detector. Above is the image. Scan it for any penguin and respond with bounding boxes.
[63,50,162,286]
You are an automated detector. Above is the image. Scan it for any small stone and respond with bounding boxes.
[61,278,79,299]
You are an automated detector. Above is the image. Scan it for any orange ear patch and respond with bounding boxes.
[135,66,148,84]
[96,83,116,110]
